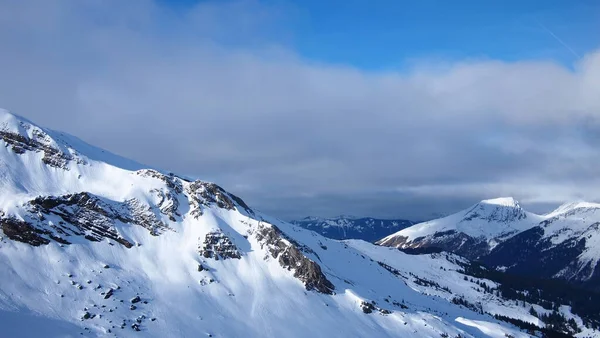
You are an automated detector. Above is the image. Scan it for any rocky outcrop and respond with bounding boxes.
[255,223,334,295]
[199,231,241,260]
[136,170,183,221]
[26,192,134,247]
[186,181,253,218]
[124,198,171,236]
[0,217,53,246]
[1,192,178,248]
[360,300,391,315]
[0,126,80,170]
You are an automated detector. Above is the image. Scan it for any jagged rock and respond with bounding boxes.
[0,217,52,246]
[131,323,140,331]
[131,296,141,304]
[125,198,172,236]
[136,170,183,221]
[361,301,375,314]
[2,191,177,249]
[197,264,204,272]
[25,193,134,247]
[81,311,92,320]
[0,128,75,170]
[199,231,241,260]
[255,223,334,295]
[186,181,253,218]
[130,305,137,310]
[103,288,114,299]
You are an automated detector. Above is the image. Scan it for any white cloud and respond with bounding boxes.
[1,0,600,219]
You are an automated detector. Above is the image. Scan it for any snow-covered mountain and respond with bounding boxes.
[0,108,597,337]
[378,197,600,290]
[291,216,414,242]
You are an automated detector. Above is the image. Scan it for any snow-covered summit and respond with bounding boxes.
[378,197,538,252]
[462,197,530,225]
[479,197,519,207]
[546,201,600,218]
[379,195,600,291]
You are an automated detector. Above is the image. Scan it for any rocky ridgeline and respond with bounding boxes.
[254,222,334,295]
[199,231,242,260]
[186,181,253,218]
[0,123,82,170]
[0,192,176,247]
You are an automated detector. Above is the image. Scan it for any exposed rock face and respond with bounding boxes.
[124,198,171,236]
[255,223,334,295]
[136,170,183,221]
[199,231,241,260]
[26,192,135,247]
[0,126,80,170]
[0,217,53,246]
[186,181,253,218]
[0,192,177,248]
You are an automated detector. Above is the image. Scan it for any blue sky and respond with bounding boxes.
[2,0,600,220]
[162,0,600,69]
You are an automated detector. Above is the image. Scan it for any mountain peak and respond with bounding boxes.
[479,197,519,207]
[463,197,526,224]
[547,201,600,217]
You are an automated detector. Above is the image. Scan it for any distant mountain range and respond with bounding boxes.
[378,197,600,291]
[291,216,415,242]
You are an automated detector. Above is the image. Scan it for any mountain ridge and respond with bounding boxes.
[291,216,415,242]
[378,196,600,290]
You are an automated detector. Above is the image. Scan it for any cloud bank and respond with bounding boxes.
[1,0,600,220]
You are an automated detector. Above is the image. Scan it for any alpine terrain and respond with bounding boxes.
[378,197,600,291]
[0,109,598,337]
[291,216,414,242]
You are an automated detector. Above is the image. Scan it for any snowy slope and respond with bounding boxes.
[348,241,597,337]
[0,109,548,337]
[291,216,414,242]
[378,198,542,259]
[379,196,600,289]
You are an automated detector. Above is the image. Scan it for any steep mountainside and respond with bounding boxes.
[483,202,600,291]
[291,216,414,242]
[378,197,600,290]
[0,108,568,337]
